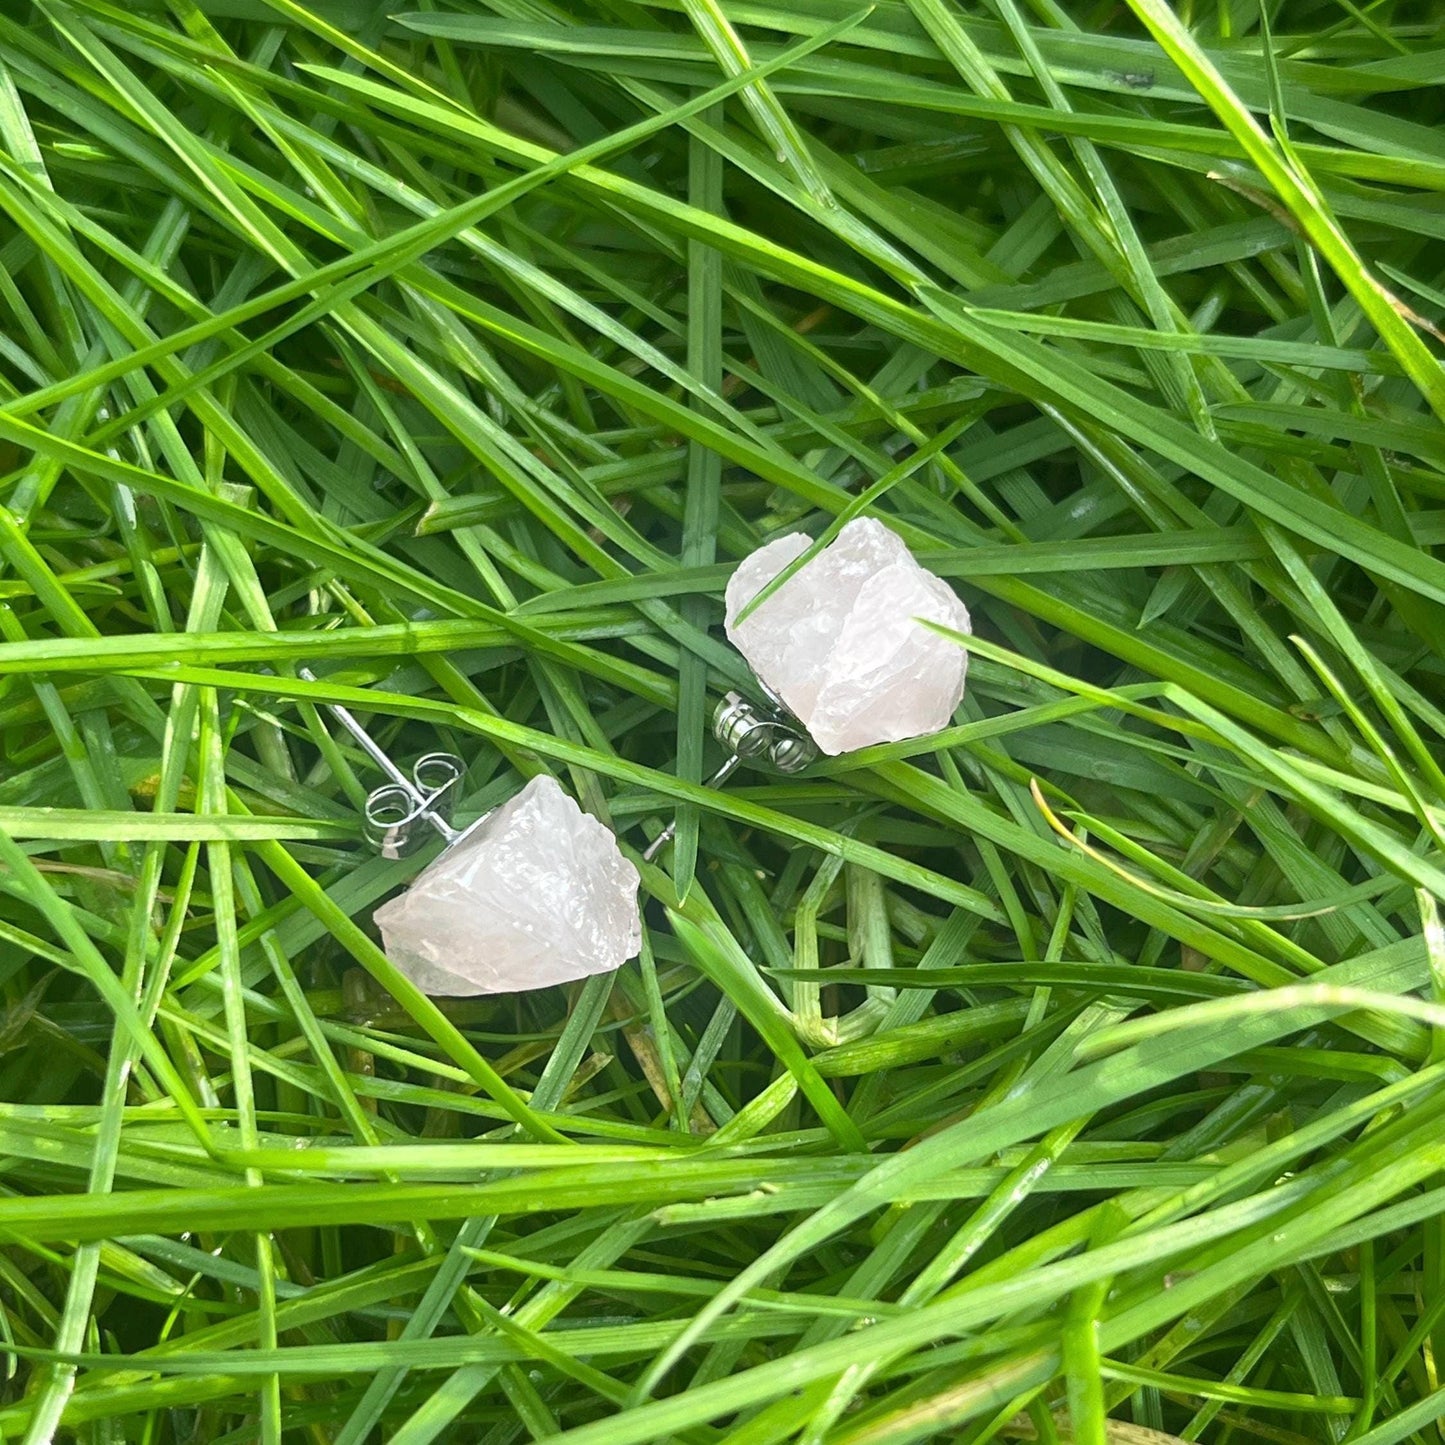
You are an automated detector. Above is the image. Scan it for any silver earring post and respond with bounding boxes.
[298,668,464,859]
[643,689,817,862]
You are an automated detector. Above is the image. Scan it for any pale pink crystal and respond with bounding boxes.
[724,517,971,755]
[374,775,641,996]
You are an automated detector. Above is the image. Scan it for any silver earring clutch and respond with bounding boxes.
[642,686,818,863]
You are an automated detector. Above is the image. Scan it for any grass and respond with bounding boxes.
[0,0,1443,1439]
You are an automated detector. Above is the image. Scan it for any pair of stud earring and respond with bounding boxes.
[306,518,971,998]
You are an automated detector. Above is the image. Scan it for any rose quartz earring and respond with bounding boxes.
[724,517,972,756]
[643,519,970,864]
[372,775,641,997]
[303,673,640,997]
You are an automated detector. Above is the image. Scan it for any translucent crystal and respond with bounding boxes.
[374,775,641,996]
[724,517,971,755]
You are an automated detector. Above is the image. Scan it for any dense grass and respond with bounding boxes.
[1,0,1445,1440]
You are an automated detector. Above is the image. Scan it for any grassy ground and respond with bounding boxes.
[1,0,1444,1440]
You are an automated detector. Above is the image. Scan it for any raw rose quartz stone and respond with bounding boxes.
[374,775,641,996]
[724,517,971,756]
